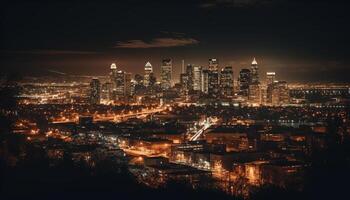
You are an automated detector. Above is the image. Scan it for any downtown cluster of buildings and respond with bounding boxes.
[89,58,290,106]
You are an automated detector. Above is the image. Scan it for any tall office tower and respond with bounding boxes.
[180,73,189,96]
[208,70,219,97]
[276,81,289,105]
[186,64,194,91]
[209,58,219,71]
[101,82,113,102]
[90,78,101,104]
[220,66,234,97]
[269,81,289,106]
[192,65,202,91]
[144,61,153,87]
[266,72,276,86]
[248,83,261,105]
[110,63,118,88]
[250,57,259,84]
[201,69,209,94]
[115,70,126,99]
[160,58,172,90]
[114,70,132,101]
[238,68,251,96]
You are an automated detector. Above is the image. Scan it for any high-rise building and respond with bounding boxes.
[250,58,259,84]
[180,73,189,93]
[186,64,194,91]
[276,81,289,105]
[101,82,113,102]
[114,70,132,101]
[208,70,219,97]
[220,66,234,97]
[193,65,202,91]
[248,83,261,105]
[115,70,126,98]
[209,58,219,71]
[160,58,172,90]
[144,61,153,87]
[201,69,209,94]
[110,63,118,89]
[238,68,251,96]
[266,72,276,86]
[268,80,290,106]
[90,78,101,104]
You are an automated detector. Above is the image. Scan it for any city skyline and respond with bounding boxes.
[1,1,350,200]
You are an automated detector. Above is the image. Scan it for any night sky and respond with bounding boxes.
[1,0,350,82]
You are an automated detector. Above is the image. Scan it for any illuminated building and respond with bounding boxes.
[238,68,251,96]
[220,66,234,97]
[276,81,289,105]
[161,58,172,90]
[248,83,261,105]
[101,82,113,101]
[180,73,189,94]
[114,70,132,101]
[268,80,289,105]
[201,69,209,94]
[250,58,259,84]
[209,58,219,71]
[109,63,118,89]
[193,65,202,91]
[186,64,194,91]
[144,61,153,87]
[208,70,219,98]
[266,72,276,85]
[89,78,101,104]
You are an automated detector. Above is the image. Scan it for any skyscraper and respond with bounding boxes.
[250,58,259,84]
[192,65,202,91]
[248,84,261,105]
[207,58,220,97]
[201,69,209,94]
[144,61,153,87]
[238,68,251,96]
[209,58,219,71]
[114,70,132,101]
[267,80,289,106]
[266,72,276,86]
[160,58,172,90]
[110,63,118,89]
[208,70,219,97]
[186,64,194,91]
[220,66,234,97]
[101,82,113,102]
[180,73,189,94]
[124,72,132,99]
[115,70,126,98]
[90,78,101,104]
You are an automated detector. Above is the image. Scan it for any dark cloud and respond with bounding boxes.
[114,37,199,49]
